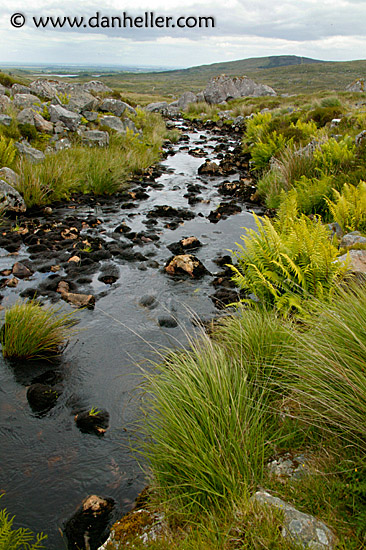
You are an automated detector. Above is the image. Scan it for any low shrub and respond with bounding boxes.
[0,300,78,360]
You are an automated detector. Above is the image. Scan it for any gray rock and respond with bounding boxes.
[203,74,276,104]
[252,491,336,549]
[82,130,109,147]
[146,101,169,114]
[355,130,366,147]
[99,115,137,134]
[196,91,205,102]
[340,231,366,248]
[0,95,11,112]
[48,104,81,131]
[346,79,365,93]
[15,142,45,164]
[337,249,366,276]
[170,91,197,111]
[82,110,98,122]
[13,93,40,109]
[17,108,36,125]
[54,121,67,134]
[11,83,32,95]
[0,179,26,213]
[82,81,113,94]
[54,138,71,151]
[99,98,128,117]
[29,79,59,100]
[67,90,97,113]
[0,114,12,127]
[34,112,53,134]
[327,222,343,240]
[0,83,6,95]
[0,167,20,186]
[267,453,309,480]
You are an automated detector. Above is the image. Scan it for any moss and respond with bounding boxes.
[110,510,153,542]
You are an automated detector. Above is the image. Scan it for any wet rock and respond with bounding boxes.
[27,383,61,413]
[4,277,18,288]
[139,295,158,309]
[64,494,115,550]
[15,142,45,164]
[0,179,26,212]
[207,202,242,223]
[165,254,208,278]
[158,315,178,328]
[210,288,241,309]
[98,264,120,285]
[167,236,202,255]
[251,490,336,549]
[57,281,95,308]
[147,205,194,221]
[74,409,110,435]
[12,262,33,279]
[198,160,220,175]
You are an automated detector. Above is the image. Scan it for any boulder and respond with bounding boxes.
[99,98,128,117]
[33,112,53,134]
[146,101,169,114]
[340,231,366,248]
[82,110,98,122]
[29,79,59,100]
[0,114,12,127]
[0,180,26,213]
[0,95,11,112]
[12,262,33,279]
[0,83,6,95]
[67,90,97,113]
[82,81,113,94]
[165,254,208,278]
[99,115,136,134]
[54,138,72,151]
[170,91,197,111]
[13,93,40,109]
[198,160,220,175]
[15,142,45,164]
[81,130,109,147]
[11,83,32,95]
[337,249,366,278]
[49,104,81,131]
[64,495,115,550]
[251,491,336,549]
[203,74,276,104]
[346,79,365,93]
[0,167,19,187]
[17,108,36,125]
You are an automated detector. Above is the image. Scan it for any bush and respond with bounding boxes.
[250,131,289,171]
[308,105,343,127]
[313,136,356,175]
[0,300,78,360]
[326,181,366,233]
[230,196,348,314]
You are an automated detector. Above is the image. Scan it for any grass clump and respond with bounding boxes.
[0,495,47,550]
[0,300,78,360]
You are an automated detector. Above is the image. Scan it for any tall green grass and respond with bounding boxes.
[0,300,78,360]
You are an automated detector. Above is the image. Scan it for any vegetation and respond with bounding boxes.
[0,496,47,550]
[0,136,17,170]
[0,300,78,360]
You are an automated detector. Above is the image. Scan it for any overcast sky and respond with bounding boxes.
[1,0,365,68]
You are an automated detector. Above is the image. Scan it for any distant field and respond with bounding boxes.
[2,55,366,99]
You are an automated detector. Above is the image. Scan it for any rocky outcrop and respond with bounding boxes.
[13,93,40,109]
[49,104,81,131]
[0,83,6,95]
[170,91,198,111]
[0,95,11,112]
[146,101,169,114]
[15,142,45,164]
[81,130,109,147]
[99,98,129,117]
[11,83,32,95]
[66,90,97,113]
[203,74,276,104]
[0,179,26,212]
[346,79,365,92]
[82,81,113,94]
[252,491,336,549]
[99,115,136,134]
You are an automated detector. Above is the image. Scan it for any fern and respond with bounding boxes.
[326,181,366,233]
[0,498,47,550]
[0,135,17,170]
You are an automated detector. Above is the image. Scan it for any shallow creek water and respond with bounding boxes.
[0,121,262,548]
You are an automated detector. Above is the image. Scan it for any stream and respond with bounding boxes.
[0,119,262,548]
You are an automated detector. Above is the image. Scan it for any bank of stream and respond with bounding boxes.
[0,119,263,548]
